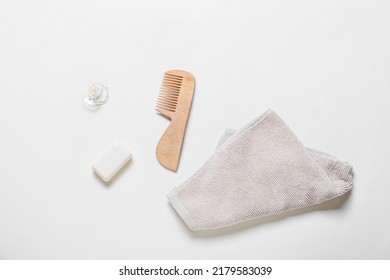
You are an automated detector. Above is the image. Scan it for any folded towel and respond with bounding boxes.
[167,109,353,231]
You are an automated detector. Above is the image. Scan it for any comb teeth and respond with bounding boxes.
[156,73,183,113]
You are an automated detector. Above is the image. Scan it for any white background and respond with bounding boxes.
[0,0,389,259]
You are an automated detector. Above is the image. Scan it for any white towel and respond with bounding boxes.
[167,109,353,231]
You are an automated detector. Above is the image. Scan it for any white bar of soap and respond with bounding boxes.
[92,141,132,182]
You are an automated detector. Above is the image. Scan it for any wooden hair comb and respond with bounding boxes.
[155,70,195,172]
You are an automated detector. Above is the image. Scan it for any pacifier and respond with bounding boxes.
[83,82,110,108]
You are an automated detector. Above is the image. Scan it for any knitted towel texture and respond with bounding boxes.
[167,109,353,231]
